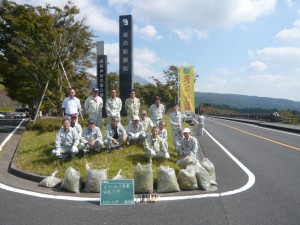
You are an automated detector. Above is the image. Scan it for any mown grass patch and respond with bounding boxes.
[15,115,182,180]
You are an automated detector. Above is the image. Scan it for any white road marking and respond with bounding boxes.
[0,126,255,202]
[0,119,24,152]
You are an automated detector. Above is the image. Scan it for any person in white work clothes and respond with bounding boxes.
[106,88,122,124]
[62,89,81,123]
[84,88,103,128]
[149,96,165,127]
[125,89,140,123]
[169,104,186,145]
[195,114,205,135]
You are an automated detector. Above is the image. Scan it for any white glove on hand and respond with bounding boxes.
[55,150,61,157]
[133,133,140,139]
[165,152,170,159]
[71,146,78,153]
[150,149,156,156]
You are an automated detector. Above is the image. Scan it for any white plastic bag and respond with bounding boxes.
[61,167,82,193]
[157,166,180,193]
[201,158,217,185]
[187,164,211,191]
[38,169,62,188]
[134,163,153,194]
[177,168,198,190]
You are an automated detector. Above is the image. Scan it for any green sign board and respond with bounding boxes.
[100,179,135,205]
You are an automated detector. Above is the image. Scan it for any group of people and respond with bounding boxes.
[52,88,205,162]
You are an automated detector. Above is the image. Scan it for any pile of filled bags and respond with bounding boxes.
[38,156,217,194]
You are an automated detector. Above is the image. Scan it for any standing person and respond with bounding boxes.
[149,96,165,127]
[169,104,186,144]
[126,115,146,145]
[140,110,154,133]
[52,119,79,160]
[143,127,169,160]
[104,116,127,151]
[158,120,168,149]
[125,89,140,123]
[70,114,82,137]
[178,128,199,165]
[174,128,184,153]
[195,114,206,135]
[84,88,103,128]
[79,118,104,153]
[62,89,81,123]
[106,88,122,124]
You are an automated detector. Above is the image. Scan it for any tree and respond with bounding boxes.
[163,65,199,90]
[0,0,94,119]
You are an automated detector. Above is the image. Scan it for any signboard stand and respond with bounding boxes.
[100,179,135,206]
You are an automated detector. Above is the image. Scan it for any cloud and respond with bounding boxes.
[173,28,209,41]
[135,25,162,40]
[249,61,268,72]
[13,0,119,34]
[104,42,162,80]
[131,0,276,28]
[255,47,300,65]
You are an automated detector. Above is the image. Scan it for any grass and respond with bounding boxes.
[15,115,182,180]
[0,107,14,112]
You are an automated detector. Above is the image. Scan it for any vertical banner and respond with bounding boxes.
[119,15,133,116]
[97,54,107,117]
[179,66,195,113]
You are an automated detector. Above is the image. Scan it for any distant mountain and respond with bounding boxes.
[134,75,151,85]
[195,92,300,111]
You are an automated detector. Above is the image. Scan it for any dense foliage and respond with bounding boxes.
[0,0,94,115]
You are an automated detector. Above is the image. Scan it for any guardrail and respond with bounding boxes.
[206,112,300,125]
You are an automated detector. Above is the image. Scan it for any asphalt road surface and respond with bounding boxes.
[0,117,300,225]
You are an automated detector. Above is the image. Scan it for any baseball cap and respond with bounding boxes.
[141,110,147,115]
[183,128,190,133]
[92,88,99,92]
[133,115,140,121]
[88,118,96,124]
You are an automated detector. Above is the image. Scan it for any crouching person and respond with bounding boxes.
[52,119,79,160]
[126,115,146,146]
[104,116,127,151]
[177,128,199,165]
[79,118,104,153]
[143,127,170,160]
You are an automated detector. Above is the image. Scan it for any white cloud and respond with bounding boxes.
[249,61,268,72]
[131,0,276,28]
[13,0,119,34]
[255,47,300,65]
[276,28,300,42]
[135,25,162,40]
[173,28,209,41]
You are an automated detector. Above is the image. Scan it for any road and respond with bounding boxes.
[0,117,300,225]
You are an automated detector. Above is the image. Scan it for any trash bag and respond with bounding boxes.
[134,163,153,194]
[177,168,198,190]
[180,155,199,169]
[201,158,217,185]
[38,168,62,188]
[157,166,180,193]
[187,164,211,191]
[61,167,82,193]
[113,170,125,180]
[85,168,107,193]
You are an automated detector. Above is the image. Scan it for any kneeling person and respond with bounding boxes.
[79,118,104,153]
[104,116,127,150]
[126,115,146,145]
[52,119,79,159]
[177,128,199,164]
[143,127,169,159]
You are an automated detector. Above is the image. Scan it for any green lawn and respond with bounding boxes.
[15,116,182,180]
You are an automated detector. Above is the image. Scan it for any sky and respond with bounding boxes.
[13,0,300,101]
